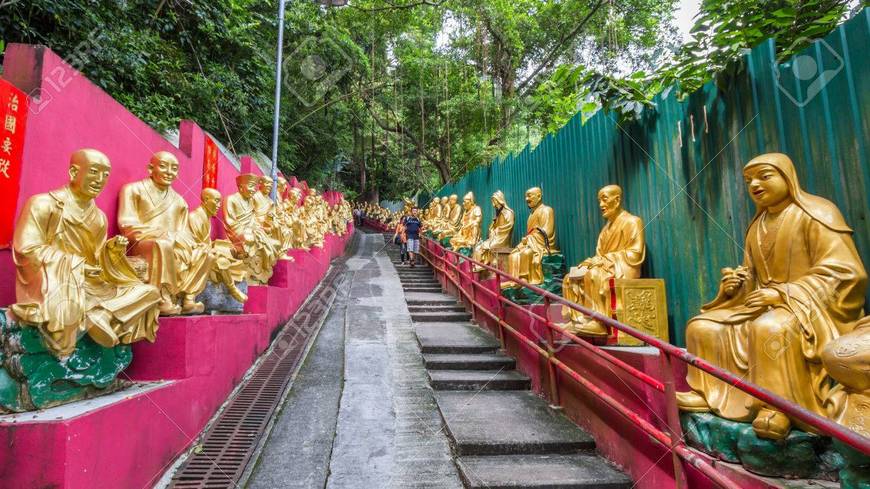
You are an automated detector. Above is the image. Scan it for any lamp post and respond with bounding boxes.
[269,0,348,201]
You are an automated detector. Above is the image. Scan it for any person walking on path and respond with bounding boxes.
[393,213,409,264]
[404,208,422,267]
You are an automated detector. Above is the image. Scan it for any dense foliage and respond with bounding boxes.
[0,0,860,199]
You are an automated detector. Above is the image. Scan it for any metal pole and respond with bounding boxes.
[269,0,287,202]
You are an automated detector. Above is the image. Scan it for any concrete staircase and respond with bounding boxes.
[390,248,632,489]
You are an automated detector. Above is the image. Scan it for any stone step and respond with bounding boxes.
[416,323,500,354]
[408,305,467,313]
[423,353,515,371]
[403,286,441,292]
[411,311,472,323]
[434,391,595,456]
[405,292,457,305]
[429,370,530,391]
[457,454,632,489]
[400,280,440,285]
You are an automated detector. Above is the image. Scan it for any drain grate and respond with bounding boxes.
[167,234,358,489]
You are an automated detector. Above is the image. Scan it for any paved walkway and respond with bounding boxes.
[248,232,462,489]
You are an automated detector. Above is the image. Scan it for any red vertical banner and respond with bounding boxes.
[0,80,29,248]
[202,136,219,189]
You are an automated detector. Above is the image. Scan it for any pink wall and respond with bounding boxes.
[0,44,342,306]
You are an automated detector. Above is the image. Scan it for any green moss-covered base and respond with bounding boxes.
[457,247,473,257]
[0,310,132,413]
[501,254,566,305]
[440,237,453,249]
[681,412,869,485]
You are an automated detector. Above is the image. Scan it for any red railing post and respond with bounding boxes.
[543,295,561,407]
[494,273,507,350]
[659,351,688,489]
[469,266,477,323]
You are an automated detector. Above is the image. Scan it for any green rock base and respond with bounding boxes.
[440,237,453,249]
[457,247,473,257]
[681,412,869,486]
[0,310,132,413]
[501,254,565,305]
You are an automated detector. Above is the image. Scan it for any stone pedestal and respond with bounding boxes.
[681,412,868,485]
[196,281,248,314]
[0,310,131,412]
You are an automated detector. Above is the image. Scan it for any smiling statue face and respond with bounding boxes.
[201,188,222,217]
[259,177,273,196]
[69,149,111,200]
[149,151,180,188]
[525,188,542,208]
[463,196,473,210]
[237,175,258,199]
[744,164,790,209]
[598,185,622,219]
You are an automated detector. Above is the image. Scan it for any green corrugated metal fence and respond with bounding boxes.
[437,10,870,346]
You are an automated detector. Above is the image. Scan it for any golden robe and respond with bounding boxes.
[12,187,161,357]
[506,203,557,286]
[562,210,645,323]
[472,194,515,270]
[450,205,483,249]
[224,192,281,284]
[686,157,866,431]
[118,179,211,298]
[188,207,247,284]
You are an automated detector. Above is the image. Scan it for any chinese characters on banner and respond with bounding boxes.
[202,136,219,189]
[0,80,29,248]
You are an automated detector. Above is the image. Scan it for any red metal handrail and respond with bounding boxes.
[411,234,870,489]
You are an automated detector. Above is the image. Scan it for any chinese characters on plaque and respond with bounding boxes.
[0,80,29,247]
[203,136,219,189]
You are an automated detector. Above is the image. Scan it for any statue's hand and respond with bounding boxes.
[106,236,129,255]
[744,288,780,308]
[721,266,750,296]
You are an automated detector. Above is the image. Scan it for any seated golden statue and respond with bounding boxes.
[224,174,281,284]
[677,153,867,440]
[822,315,870,437]
[559,185,645,337]
[437,194,463,240]
[188,188,248,303]
[286,187,309,250]
[449,192,483,249]
[11,149,161,357]
[472,191,515,272]
[501,187,558,289]
[427,196,449,234]
[118,151,212,315]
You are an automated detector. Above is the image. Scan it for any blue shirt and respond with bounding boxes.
[404,216,421,238]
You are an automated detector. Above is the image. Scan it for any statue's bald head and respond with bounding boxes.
[69,148,111,199]
[200,187,222,217]
[598,184,623,220]
[525,187,542,208]
[148,151,180,189]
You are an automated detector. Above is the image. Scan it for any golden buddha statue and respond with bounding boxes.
[286,187,309,250]
[224,174,281,284]
[188,188,248,303]
[428,196,449,234]
[559,185,645,337]
[437,194,463,240]
[449,192,483,250]
[253,176,275,230]
[821,315,870,437]
[677,153,867,440]
[11,149,161,357]
[472,191,515,272]
[501,187,558,289]
[118,151,212,315]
